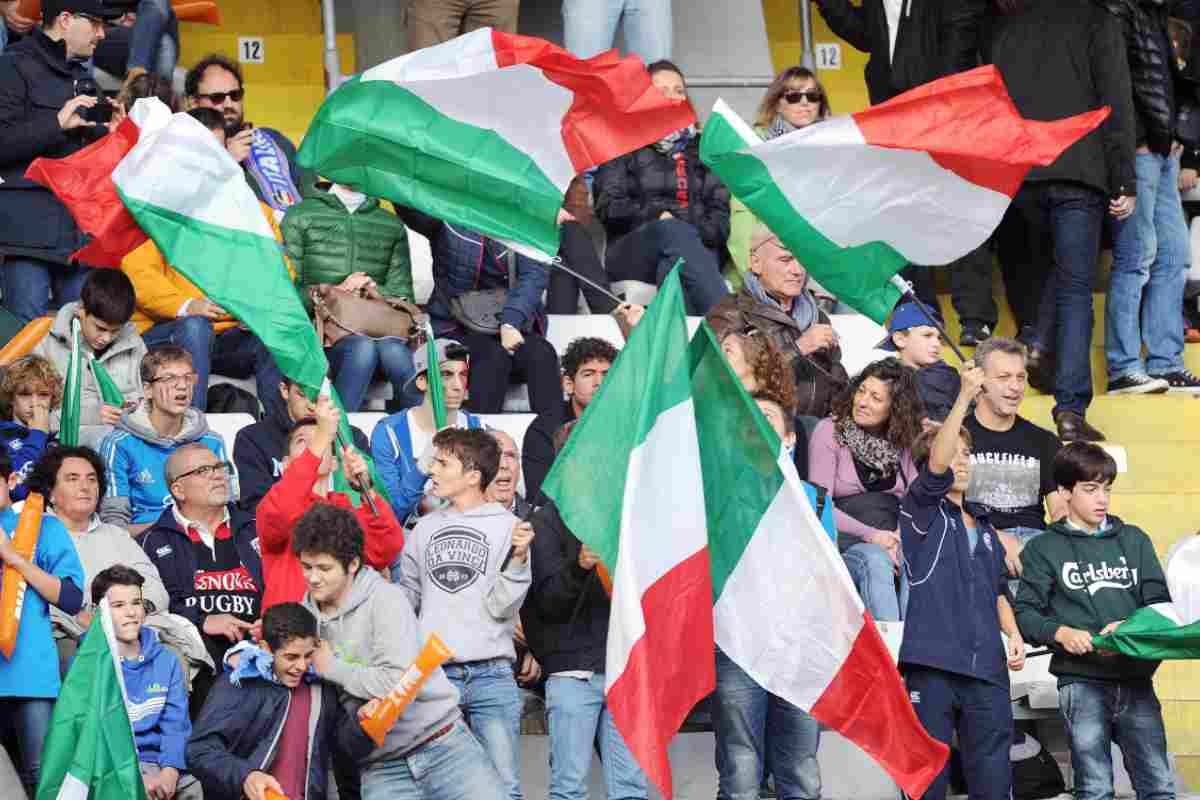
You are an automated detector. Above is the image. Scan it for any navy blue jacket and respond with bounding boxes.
[187,671,373,800]
[426,223,549,335]
[916,360,962,423]
[0,421,51,501]
[899,465,1010,688]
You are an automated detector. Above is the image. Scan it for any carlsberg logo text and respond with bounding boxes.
[1062,558,1138,595]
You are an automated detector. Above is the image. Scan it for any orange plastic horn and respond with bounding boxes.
[16,1,220,26]
[0,317,53,368]
[264,790,289,800]
[0,493,45,659]
[360,635,454,747]
[596,563,613,597]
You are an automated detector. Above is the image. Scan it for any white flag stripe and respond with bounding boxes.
[55,772,90,800]
[362,27,497,83]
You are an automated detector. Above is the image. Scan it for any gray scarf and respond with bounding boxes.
[744,271,818,334]
[767,113,800,140]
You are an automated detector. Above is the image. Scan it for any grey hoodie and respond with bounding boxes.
[398,502,531,664]
[33,302,146,429]
[304,567,461,765]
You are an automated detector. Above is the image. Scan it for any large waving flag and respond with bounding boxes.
[36,600,147,800]
[541,269,714,799]
[296,28,695,261]
[690,321,948,798]
[1095,536,1200,659]
[26,99,173,269]
[700,65,1109,322]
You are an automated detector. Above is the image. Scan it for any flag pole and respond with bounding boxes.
[548,257,627,307]
[888,274,969,364]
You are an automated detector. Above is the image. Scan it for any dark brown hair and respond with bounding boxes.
[830,358,924,451]
[911,426,973,467]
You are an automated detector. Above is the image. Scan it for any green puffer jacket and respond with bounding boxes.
[281,190,414,312]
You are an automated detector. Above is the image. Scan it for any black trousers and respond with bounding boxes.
[904,243,998,327]
[460,330,562,415]
[548,221,618,314]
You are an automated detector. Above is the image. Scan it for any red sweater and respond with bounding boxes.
[257,449,404,610]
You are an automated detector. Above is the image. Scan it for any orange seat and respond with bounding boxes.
[15,1,220,27]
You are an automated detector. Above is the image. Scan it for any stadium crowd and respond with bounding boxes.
[0,0,1196,799]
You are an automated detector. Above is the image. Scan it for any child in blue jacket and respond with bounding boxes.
[0,355,61,500]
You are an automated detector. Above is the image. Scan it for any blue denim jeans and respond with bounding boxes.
[1003,525,1045,598]
[545,673,649,800]
[1,257,91,324]
[562,0,672,63]
[1106,151,1189,380]
[0,697,54,797]
[713,648,821,800]
[129,0,179,77]
[361,719,506,800]
[841,542,907,622]
[606,219,729,315]
[1059,681,1174,800]
[444,659,523,800]
[142,318,284,416]
[326,335,417,413]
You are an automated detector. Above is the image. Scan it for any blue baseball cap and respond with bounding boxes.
[877,302,941,350]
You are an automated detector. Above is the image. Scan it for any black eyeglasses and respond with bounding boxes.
[783,90,823,105]
[172,462,232,483]
[194,89,245,104]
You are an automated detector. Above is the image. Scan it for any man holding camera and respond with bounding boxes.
[0,0,125,323]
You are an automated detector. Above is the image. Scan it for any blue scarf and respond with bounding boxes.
[229,642,317,686]
[245,129,302,212]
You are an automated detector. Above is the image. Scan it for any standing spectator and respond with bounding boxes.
[142,443,261,694]
[562,0,671,63]
[879,301,961,424]
[595,60,731,315]
[92,1,179,84]
[98,346,236,536]
[297,504,506,800]
[407,0,519,52]
[91,565,201,800]
[0,450,85,798]
[963,338,1066,584]
[256,396,403,611]
[282,181,417,413]
[808,358,922,622]
[1014,443,1174,800]
[33,269,146,442]
[986,0,1137,443]
[397,429,533,800]
[1103,0,1200,394]
[0,0,122,323]
[900,364,1025,800]
[524,421,650,800]
[0,355,60,501]
[486,429,532,519]
[185,54,312,216]
[522,336,618,504]
[708,225,848,424]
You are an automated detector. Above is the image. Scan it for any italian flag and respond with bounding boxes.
[36,600,146,800]
[541,269,714,799]
[700,65,1109,322]
[1095,537,1200,659]
[691,322,948,799]
[297,28,696,261]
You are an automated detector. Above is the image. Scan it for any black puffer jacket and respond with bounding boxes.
[1096,0,1179,154]
[594,133,730,254]
[0,29,106,263]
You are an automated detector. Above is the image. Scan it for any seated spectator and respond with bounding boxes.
[397,428,533,800]
[92,1,179,85]
[547,183,621,316]
[233,375,369,539]
[281,181,417,412]
[257,396,402,611]
[708,224,848,424]
[30,446,168,668]
[0,354,60,500]
[752,390,836,540]
[142,442,261,705]
[522,336,618,503]
[33,268,146,445]
[371,339,482,522]
[296,504,505,800]
[0,0,121,323]
[879,301,961,423]
[595,60,730,315]
[808,358,921,622]
[99,346,235,535]
[115,69,177,113]
[122,107,285,415]
[187,601,373,800]
[562,0,671,63]
[91,565,201,800]
[0,450,84,798]
[486,429,532,519]
[407,0,519,51]
[524,419,650,799]
[185,54,312,215]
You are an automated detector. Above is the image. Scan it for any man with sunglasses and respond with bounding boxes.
[100,345,238,537]
[0,0,125,323]
[185,54,312,218]
[141,441,262,707]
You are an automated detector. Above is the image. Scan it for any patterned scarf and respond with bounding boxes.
[653,124,697,154]
[833,416,900,478]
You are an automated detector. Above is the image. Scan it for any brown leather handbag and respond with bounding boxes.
[310,284,425,347]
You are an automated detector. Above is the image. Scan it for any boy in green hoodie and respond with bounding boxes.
[1014,442,1174,800]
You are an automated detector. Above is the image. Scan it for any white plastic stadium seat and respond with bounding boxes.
[544,314,625,354]
[408,227,435,305]
[609,280,659,306]
[206,413,256,456]
[348,412,387,438]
